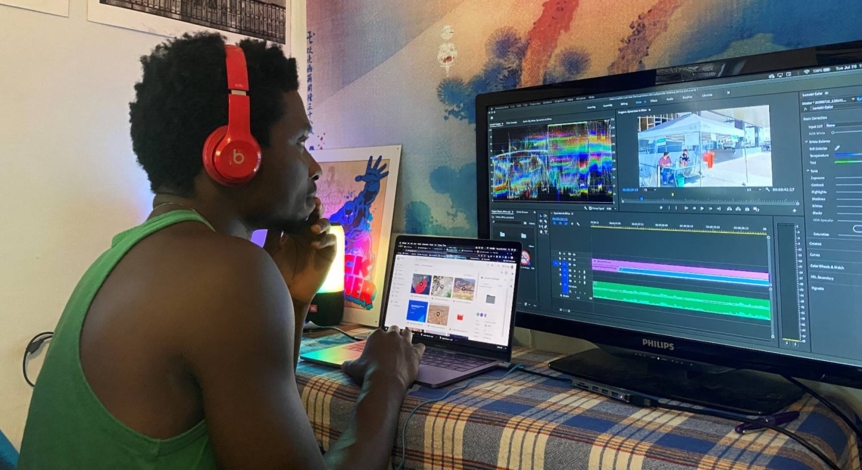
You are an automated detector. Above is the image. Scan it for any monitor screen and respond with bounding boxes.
[383,238,519,352]
[482,59,862,369]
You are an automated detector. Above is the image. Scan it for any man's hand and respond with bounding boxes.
[264,198,337,304]
[342,326,425,389]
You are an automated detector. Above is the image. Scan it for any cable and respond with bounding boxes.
[302,326,361,342]
[654,402,841,470]
[783,375,862,445]
[395,365,524,470]
[22,331,53,387]
[516,367,571,383]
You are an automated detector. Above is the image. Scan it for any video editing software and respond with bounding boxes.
[487,64,862,367]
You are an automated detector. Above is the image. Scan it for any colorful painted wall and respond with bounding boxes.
[306,0,862,236]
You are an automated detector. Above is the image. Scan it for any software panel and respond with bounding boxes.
[486,64,862,369]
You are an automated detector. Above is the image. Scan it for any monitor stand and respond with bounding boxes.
[549,347,802,415]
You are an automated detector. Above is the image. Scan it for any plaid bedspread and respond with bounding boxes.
[298,331,861,469]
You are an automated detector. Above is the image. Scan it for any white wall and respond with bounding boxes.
[0,1,292,449]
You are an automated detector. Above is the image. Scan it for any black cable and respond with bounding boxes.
[23,332,53,387]
[784,375,862,445]
[654,402,841,470]
[302,326,361,342]
[516,367,571,383]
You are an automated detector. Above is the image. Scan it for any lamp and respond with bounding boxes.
[306,224,345,327]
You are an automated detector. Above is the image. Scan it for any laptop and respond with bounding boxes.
[300,235,522,388]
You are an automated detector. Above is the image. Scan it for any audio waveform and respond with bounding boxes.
[592,259,770,286]
[593,281,771,321]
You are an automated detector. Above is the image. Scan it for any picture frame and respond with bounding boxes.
[1,0,68,17]
[86,0,288,45]
[312,145,401,327]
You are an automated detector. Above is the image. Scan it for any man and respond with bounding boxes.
[658,151,673,185]
[18,33,424,470]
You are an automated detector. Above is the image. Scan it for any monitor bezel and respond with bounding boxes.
[382,235,522,362]
[475,40,862,388]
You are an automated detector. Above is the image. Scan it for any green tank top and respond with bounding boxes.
[18,211,219,470]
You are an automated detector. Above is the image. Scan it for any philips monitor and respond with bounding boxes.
[476,40,862,414]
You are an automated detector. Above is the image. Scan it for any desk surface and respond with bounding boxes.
[298,330,860,470]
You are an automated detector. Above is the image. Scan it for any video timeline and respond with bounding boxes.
[541,212,777,343]
[591,259,771,322]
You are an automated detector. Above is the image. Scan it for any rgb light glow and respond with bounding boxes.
[318,225,345,294]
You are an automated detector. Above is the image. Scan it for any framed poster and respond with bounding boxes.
[87,0,287,45]
[314,145,401,327]
[1,0,68,17]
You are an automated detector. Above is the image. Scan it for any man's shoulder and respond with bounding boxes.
[149,229,289,317]
[186,231,270,270]
[149,229,293,352]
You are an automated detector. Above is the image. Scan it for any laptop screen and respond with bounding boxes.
[383,237,521,353]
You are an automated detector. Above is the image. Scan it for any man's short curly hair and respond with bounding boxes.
[130,32,299,196]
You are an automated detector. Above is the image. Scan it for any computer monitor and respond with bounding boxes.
[476,40,862,413]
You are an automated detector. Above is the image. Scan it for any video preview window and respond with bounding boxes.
[636,106,772,188]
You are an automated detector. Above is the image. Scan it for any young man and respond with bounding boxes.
[18,33,424,470]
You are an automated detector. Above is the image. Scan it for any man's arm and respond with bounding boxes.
[292,298,309,370]
[323,371,404,469]
[182,243,412,470]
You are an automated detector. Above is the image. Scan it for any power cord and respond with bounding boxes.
[783,375,862,445]
[515,366,571,383]
[395,365,524,470]
[302,326,362,342]
[651,401,841,470]
[23,331,53,387]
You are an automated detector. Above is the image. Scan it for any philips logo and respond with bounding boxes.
[643,339,674,351]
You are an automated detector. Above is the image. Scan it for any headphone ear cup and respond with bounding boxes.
[202,126,229,184]
[212,135,261,186]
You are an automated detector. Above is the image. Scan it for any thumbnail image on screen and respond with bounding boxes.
[431,275,454,298]
[453,278,476,301]
[637,106,772,188]
[491,119,613,203]
[411,274,431,295]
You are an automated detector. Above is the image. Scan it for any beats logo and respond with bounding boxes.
[233,149,245,165]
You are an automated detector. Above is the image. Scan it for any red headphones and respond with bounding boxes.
[202,45,261,186]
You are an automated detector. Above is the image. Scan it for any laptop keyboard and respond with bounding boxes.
[421,348,495,371]
[343,342,494,372]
